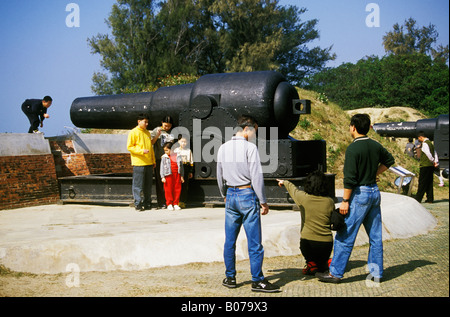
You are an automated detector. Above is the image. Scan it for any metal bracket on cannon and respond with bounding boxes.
[293,99,311,115]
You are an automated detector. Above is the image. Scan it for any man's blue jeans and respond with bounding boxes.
[224,187,265,282]
[132,166,153,207]
[330,185,383,279]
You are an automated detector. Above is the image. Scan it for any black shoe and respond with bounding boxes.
[135,204,145,212]
[222,277,237,288]
[144,204,153,210]
[316,271,341,283]
[251,279,280,293]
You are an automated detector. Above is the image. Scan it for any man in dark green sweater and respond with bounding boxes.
[318,114,395,283]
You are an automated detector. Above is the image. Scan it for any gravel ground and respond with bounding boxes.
[1,201,448,301]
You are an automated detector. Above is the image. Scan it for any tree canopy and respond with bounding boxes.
[306,18,449,117]
[88,0,335,95]
[383,17,449,63]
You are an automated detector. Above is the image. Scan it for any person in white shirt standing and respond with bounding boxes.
[174,136,194,208]
[216,115,280,293]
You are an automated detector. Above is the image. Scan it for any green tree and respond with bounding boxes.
[380,18,448,115]
[382,17,449,64]
[156,0,210,75]
[89,0,160,94]
[205,0,335,84]
[275,5,335,85]
[307,53,449,116]
[381,53,434,108]
[307,18,448,116]
[306,56,384,109]
[423,58,449,116]
[89,0,334,94]
[209,0,283,72]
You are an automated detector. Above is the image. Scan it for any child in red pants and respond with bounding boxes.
[160,142,184,210]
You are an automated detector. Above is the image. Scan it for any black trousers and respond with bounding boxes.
[300,238,333,272]
[154,160,165,207]
[22,104,40,133]
[179,164,192,204]
[416,166,434,203]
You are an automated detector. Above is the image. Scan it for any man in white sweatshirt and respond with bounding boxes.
[216,115,280,293]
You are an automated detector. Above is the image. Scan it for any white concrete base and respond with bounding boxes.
[0,191,437,274]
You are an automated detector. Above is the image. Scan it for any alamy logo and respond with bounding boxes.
[366,3,380,28]
[65,263,80,288]
[66,3,80,28]
[170,119,279,173]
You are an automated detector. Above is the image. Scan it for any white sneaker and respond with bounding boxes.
[174,205,181,210]
[167,204,174,210]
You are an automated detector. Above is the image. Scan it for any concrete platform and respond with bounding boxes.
[0,133,52,156]
[0,190,437,274]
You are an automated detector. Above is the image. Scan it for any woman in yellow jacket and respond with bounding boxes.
[127,114,156,211]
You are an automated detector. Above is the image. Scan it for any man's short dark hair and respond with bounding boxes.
[161,116,174,125]
[137,113,149,121]
[43,96,52,102]
[417,131,426,138]
[237,115,258,130]
[350,114,371,135]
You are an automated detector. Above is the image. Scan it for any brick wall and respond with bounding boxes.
[0,136,132,211]
[49,139,132,177]
[84,153,132,175]
[0,154,59,210]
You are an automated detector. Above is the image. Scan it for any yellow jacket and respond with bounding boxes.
[127,126,156,166]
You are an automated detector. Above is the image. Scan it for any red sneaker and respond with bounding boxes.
[302,261,318,275]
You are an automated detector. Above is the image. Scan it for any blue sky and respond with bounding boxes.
[0,0,448,137]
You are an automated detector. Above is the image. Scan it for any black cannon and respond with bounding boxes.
[373,114,449,177]
[68,71,335,205]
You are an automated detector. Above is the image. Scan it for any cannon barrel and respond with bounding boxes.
[70,71,308,138]
[373,114,449,171]
[372,115,448,141]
